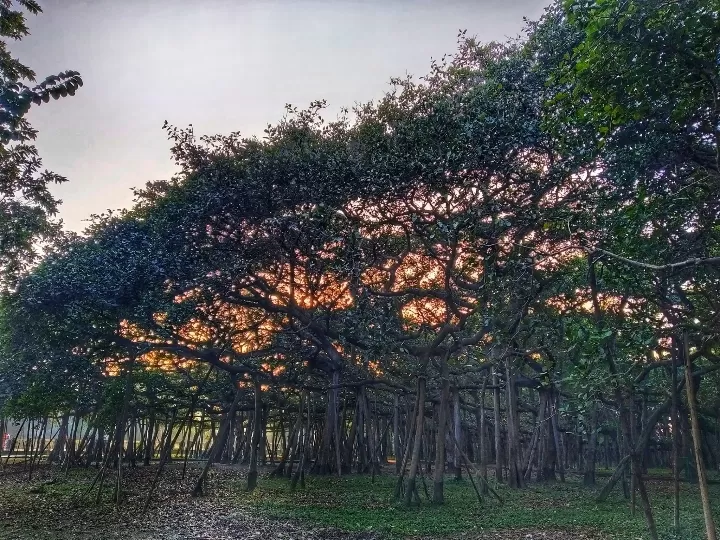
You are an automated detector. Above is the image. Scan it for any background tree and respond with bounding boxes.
[0,0,82,288]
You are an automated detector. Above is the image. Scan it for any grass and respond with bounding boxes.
[1,465,717,539]
[237,472,718,539]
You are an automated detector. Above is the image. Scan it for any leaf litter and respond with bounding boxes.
[0,464,604,539]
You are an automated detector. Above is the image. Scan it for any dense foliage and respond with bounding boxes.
[0,0,82,288]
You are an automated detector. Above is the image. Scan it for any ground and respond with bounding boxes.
[0,463,715,539]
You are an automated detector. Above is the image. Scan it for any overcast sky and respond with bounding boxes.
[12,0,548,232]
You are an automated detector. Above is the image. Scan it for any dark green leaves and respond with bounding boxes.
[0,3,82,288]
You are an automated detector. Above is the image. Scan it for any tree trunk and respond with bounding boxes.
[684,333,717,540]
[260,403,269,466]
[291,392,311,491]
[332,372,343,476]
[453,388,462,480]
[630,398,638,516]
[221,405,237,464]
[394,389,419,499]
[48,412,70,465]
[493,367,503,483]
[584,402,598,486]
[524,401,541,481]
[404,376,426,506]
[671,339,681,533]
[551,392,565,482]
[113,360,134,505]
[247,379,263,491]
[634,465,659,540]
[619,391,658,540]
[432,360,450,504]
[192,385,242,497]
[143,411,156,466]
[315,371,340,475]
[393,394,401,474]
[272,391,305,477]
[505,361,523,488]
[344,393,359,473]
[475,379,489,494]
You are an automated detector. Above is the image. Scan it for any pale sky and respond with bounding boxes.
[12,0,548,232]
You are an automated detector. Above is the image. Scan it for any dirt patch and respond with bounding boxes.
[0,464,379,540]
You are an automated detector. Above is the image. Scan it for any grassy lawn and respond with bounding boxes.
[0,465,717,539]
[238,472,718,539]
